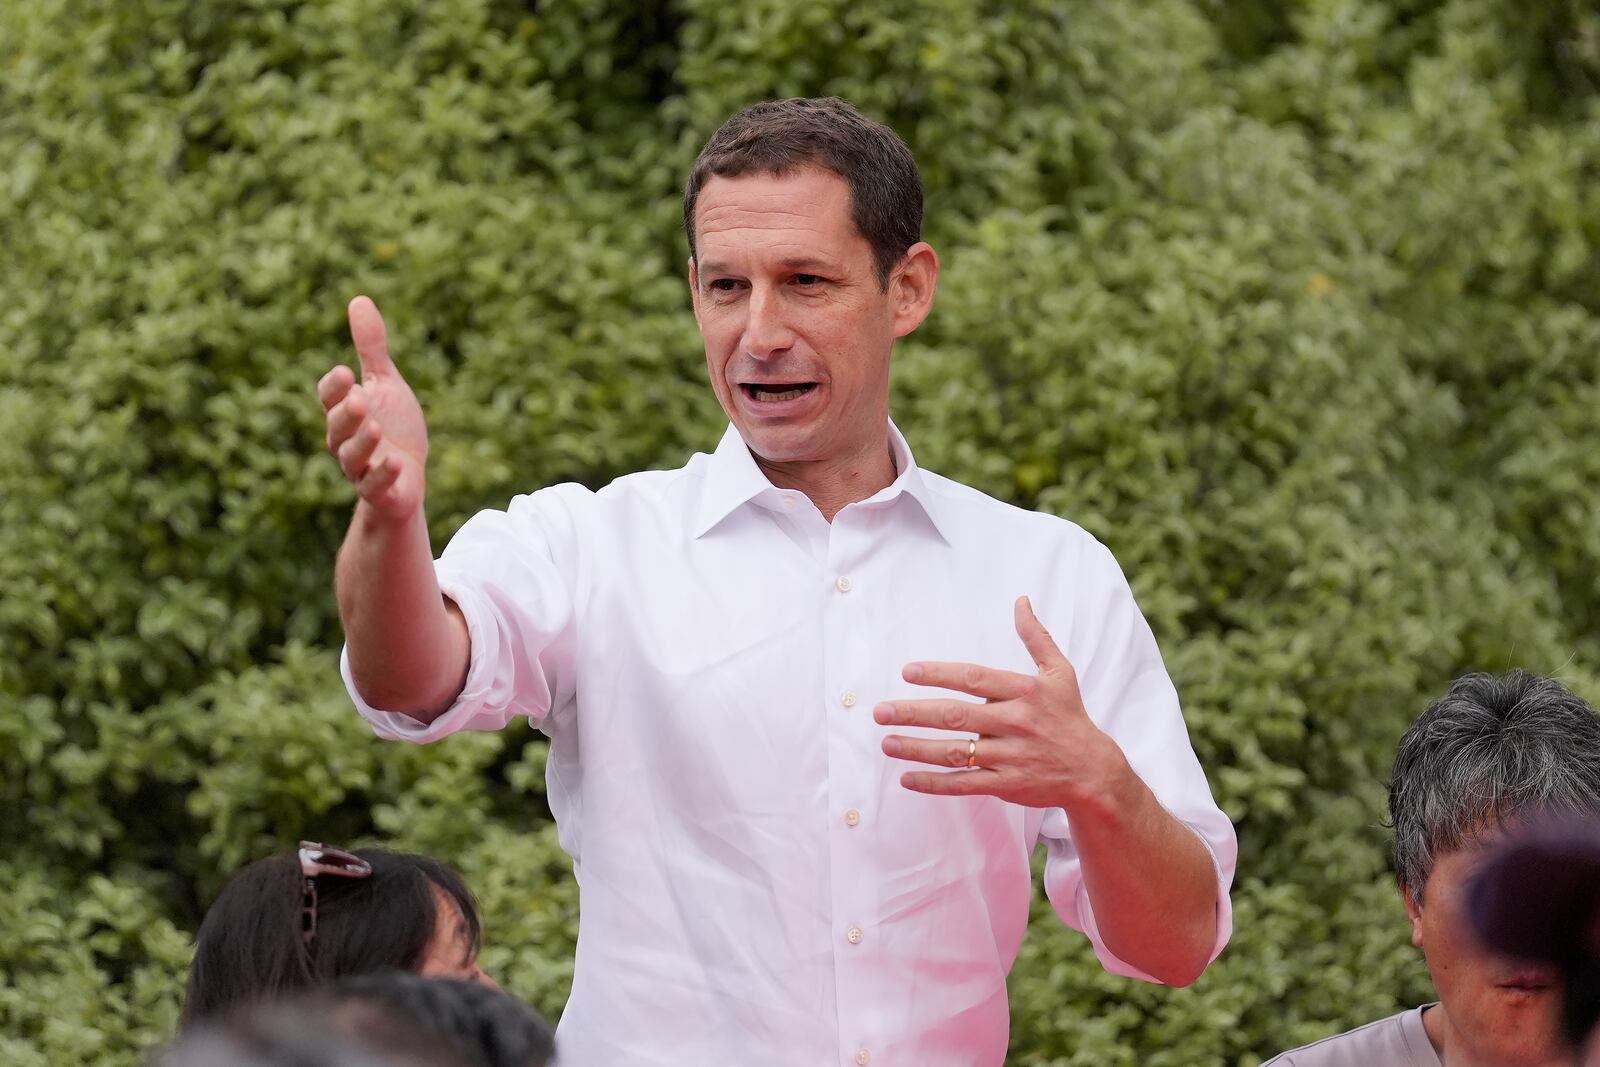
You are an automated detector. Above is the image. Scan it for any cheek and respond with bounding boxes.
[700,320,741,370]
[704,352,736,403]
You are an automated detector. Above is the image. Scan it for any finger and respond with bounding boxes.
[873,698,1016,735]
[337,419,383,482]
[317,364,354,412]
[882,734,1020,769]
[899,769,998,797]
[1014,595,1069,672]
[356,452,403,501]
[902,659,1033,701]
[347,295,397,380]
[324,386,368,453]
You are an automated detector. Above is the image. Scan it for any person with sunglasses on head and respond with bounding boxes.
[181,841,496,1027]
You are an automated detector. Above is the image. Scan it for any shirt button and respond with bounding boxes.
[840,689,857,708]
[844,808,861,827]
[835,575,853,593]
[846,926,863,945]
[781,497,796,510]
[856,1050,871,1066]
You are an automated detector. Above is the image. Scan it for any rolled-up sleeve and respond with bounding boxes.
[344,486,586,744]
[1037,539,1237,981]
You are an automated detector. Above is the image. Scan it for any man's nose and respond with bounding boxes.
[741,287,795,359]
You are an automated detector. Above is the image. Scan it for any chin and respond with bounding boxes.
[1472,1018,1566,1067]
[737,426,822,464]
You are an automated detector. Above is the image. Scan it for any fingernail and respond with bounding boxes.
[882,737,901,756]
[903,663,923,683]
[873,703,893,723]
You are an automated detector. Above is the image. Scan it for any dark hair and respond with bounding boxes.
[326,973,556,1067]
[1389,670,1600,898]
[151,1007,472,1067]
[683,96,924,287]
[182,847,483,1027]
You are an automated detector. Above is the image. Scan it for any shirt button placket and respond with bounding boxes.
[828,547,871,1067]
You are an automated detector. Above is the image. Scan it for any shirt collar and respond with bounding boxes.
[692,421,950,543]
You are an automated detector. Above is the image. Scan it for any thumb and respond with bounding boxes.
[1014,595,1069,672]
[347,295,398,380]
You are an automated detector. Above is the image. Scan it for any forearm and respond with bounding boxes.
[336,501,470,721]
[1067,761,1220,986]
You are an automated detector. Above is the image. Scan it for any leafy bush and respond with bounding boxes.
[3,0,1597,1062]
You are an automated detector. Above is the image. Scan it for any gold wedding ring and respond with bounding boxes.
[966,738,978,769]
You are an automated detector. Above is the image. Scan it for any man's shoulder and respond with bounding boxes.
[504,452,709,514]
[1261,1006,1439,1067]
[916,468,1106,555]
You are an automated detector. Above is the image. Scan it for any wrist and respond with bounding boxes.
[352,496,427,538]
[1058,737,1144,823]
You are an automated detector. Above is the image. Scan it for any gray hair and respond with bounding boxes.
[1389,670,1600,899]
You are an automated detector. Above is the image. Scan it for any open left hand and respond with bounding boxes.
[875,595,1135,810]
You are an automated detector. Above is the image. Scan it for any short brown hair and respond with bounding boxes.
[683,97,924,288]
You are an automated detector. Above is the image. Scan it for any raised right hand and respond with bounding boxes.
[318,296,430,522]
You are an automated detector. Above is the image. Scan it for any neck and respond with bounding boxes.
[755,434,898,522]
[1425,1004,1576,1067]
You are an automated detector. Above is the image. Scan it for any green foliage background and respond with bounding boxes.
[3,0,1598,1062]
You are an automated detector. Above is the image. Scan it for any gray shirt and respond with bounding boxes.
[1263,1006,1441,1067]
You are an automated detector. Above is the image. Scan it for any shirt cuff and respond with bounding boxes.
[1067,817,1235,983]
[341,574,506,743]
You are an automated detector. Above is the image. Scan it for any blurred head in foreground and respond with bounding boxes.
[1388,671,1600,1066]
[156,973,553,1067]
[183,842,494,1026]
[1469,818,1600,1059]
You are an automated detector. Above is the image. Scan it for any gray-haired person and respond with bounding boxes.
[1265,670,1600,1067]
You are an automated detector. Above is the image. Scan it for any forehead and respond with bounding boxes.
[1427,822,1512,883]
[694,168,868,265]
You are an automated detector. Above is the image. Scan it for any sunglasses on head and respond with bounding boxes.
[298,840,374,948]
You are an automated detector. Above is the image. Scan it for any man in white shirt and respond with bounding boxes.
[318,96,1235,1066]
[1264,671,1600,1067]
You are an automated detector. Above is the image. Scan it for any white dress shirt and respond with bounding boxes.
[345,422,1236,1067]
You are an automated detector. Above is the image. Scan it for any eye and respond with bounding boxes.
[793,274,823,287]
[708,278,742,293]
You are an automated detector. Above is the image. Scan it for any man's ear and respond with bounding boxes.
[687,256,702,325]
[1401,881,1425,948]
[890,242,939,338]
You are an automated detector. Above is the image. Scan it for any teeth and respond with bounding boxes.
[753,386,809,402]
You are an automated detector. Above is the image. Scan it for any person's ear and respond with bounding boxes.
[890,242,939,338]
[1401,881,1425,948]
[687,257,703,326]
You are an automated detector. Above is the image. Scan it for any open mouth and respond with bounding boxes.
[742,383,818,403]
